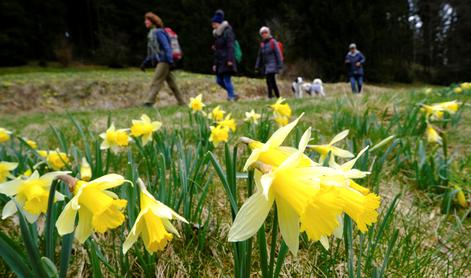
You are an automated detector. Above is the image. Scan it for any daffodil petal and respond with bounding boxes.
[266,115,303,147]
[228,189,274,242]
[0,179,23,196]
[331,147,354,158]
[56,201,78,235]
[276,197,300,256]
[88,174,126,191]
[298,127,311,152]
[243,148,262,171]
[123,219,143,254]
[75,208,94,243]
[319,236,329,250]
[330,130,349,145]
[2,199,17,219]
[341,146,369,171]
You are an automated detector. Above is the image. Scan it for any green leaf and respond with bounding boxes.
[0,230,31,278]
[41,257,59,278]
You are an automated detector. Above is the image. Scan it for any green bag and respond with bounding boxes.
[233,40,242,64]
[224,29,242,64]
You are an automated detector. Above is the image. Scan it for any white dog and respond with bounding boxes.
[291,77,312,98]
[310,78,325,96]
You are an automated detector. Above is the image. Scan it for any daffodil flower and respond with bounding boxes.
[0,170,68,223]
[0,162,18,183]
[123,179,187,254]
[421,100,460,120]
[307,130,354,165]
[426,125,442,145]
[454,185,468,208]
[208,106,226,122]
[460,82,471,90]
[56,174,129,243]
[80,158,92,181]
[130,114,162,146]
[218,114,237,132]
[244,110,261,124]
[189,94,205,112]
[0,128,12,143]
[230,128,344,255]
[100,124,131,153]
[453,87,462,94]
[38,150,70,170]
[270,97,292,118]
[274,116,289,127]
[242,114,314,171]
[24,138,38,149]
[209,125,229,147]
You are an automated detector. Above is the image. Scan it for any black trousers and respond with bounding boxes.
[266,73,280,98]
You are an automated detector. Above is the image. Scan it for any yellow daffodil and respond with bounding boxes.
[454,186,468,208]
[453,87,462,94]
[307,130,354,165]
[56,174,129,243]
[270,97,292,118]
[421,100,460,120]
[0,161,18,183]
[218,114,237,132]
[244,110,261,124]
[23,169,32,177]
[242,114,314,171]
[424,88,432,94]
[123,179,188,254]
[230,128,343,254]
[189,94,205,112]
[426,125,442,145]
[208,106,226,122]
[0,170,67,223]
[130,114,162,146]
[38,150,70,170]
[100,124,130,153]
[24,138,38,149]
[460,82,471,90]
[0,128,11,143]
[274,116,289,127]
[80,158,92,181]
[209,125,229,147]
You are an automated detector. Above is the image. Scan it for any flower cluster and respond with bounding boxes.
[270,98,292,127]
[230,116,380,254]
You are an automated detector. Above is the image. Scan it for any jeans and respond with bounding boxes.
[146,63,185,105]
[216,73,236,99]
[350,74,363,93]
[266,73,280,98]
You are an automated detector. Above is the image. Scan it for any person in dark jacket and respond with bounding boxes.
[141,12,185,107]
[255,26,283,98]
[211,10,239,101]
[345,43,365,93]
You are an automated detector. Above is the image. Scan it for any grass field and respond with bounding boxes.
[0,67,469,277]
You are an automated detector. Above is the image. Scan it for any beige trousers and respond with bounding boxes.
[146,63,185,105]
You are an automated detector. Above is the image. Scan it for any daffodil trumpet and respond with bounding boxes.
[56,174,132,243]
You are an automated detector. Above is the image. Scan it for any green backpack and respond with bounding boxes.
[233,40,242,64]
[224,29,242,64]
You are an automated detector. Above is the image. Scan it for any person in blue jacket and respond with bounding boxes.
[345,43,365,93]
[211,9,239,101]
[255,26,283,98]
[141,12,185,107]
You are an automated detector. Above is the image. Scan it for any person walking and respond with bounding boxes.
[345,43,365,93]
[255,26,283,99]
[141,12,185,107]
[211,10,239,101]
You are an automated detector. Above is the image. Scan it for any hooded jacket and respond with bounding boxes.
[213,21,237,74]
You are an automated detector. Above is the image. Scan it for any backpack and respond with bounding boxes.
[233,40,242,64]
[164,27,183,62]
[223,28,242,64]
[261,38,284,62]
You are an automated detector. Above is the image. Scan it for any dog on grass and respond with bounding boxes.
[292,77,325,98]
[291,77,312,98]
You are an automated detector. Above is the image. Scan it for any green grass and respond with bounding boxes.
[0,69,470,277]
